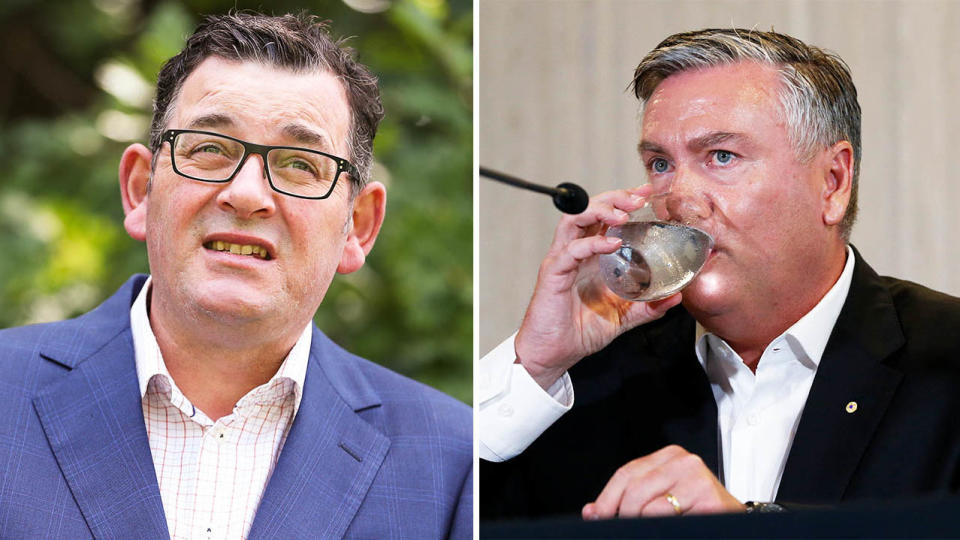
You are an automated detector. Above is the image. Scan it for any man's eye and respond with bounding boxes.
[713,150,734,165]
[290,161,313,172]
[650,158,669,173]
[283,158,318,175]
[195,144,224,155]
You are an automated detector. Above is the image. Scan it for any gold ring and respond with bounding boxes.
[665,493,682,515]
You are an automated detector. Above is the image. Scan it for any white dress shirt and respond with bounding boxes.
[478,247,855,503]
[131,277,311,539]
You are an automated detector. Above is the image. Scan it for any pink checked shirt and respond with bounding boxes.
[130,278,311,540]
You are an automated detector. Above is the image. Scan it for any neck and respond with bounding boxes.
[147,289,305,421]
[697,243,849,373]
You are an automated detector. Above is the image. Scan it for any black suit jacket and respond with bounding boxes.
[481,249,960,520]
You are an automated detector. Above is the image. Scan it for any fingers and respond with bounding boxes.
[545,236,622,277]
[618,474,677,519]
[581,502,600,520]
[584,486,685,520]
[540,186,655,284]
[552,187,651,248]
[641,492,685,518]
[582,445,743,520]
[538,185,661,294]
[586,445,685,519]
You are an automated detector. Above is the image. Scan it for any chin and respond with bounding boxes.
[681,270,730,316]
[188,286,276,324]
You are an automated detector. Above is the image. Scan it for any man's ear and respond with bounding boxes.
[119,143,153,243]
[821,140,854,226]
[337,181,387,274]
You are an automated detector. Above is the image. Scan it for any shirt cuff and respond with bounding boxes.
[477,333,574,462]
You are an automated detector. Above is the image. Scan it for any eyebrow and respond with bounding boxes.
[687,132,746,151]
[281,124,332,150]
[186,113,234,130]
[637,140,667,155]
[183,115,333,150]
[637,131,748,155]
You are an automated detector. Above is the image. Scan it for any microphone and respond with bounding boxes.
[479,166,589,214]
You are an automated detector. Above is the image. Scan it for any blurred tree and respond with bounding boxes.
[0,0,472,403]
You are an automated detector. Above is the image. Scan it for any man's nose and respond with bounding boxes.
[661,165,712,225]
[216,154,277,219]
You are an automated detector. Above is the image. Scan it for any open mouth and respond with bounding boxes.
[203,240,271,260]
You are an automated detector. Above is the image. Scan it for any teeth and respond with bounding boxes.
[204,241,269,259]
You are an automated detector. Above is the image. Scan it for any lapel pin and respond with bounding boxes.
[845,401,858,414]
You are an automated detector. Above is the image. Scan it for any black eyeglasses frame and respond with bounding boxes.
[160,129,358,200]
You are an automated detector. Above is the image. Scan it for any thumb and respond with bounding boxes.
[620,292,683,331]
[647,292,683,313]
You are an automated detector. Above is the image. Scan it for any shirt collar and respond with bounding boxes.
[695,245,856,369]
[130,276,311,416]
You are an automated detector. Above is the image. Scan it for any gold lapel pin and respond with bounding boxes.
[846,401,858,413]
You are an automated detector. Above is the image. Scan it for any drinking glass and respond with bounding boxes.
[597,192,715,302]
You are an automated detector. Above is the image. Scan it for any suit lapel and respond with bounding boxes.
[32,277,168,539]
[249,329,390,539]
[777,250,905,503]
[645,310,721,477]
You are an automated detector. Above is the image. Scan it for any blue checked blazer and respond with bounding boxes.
[0,275,472,539]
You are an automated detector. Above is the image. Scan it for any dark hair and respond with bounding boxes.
[631,28,861,239]
[149,12,384,189]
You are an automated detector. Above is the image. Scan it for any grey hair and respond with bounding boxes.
[631,28,861,239]
[149,12,384,191]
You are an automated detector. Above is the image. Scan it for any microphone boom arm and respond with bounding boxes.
[479,166,589,214]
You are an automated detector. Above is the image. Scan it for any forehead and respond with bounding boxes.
[171,57,352,153]
[640,62,785,141]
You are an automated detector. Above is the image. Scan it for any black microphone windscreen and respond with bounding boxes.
[553,183,589,214]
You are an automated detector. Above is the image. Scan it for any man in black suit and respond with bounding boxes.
[479,28,960,520]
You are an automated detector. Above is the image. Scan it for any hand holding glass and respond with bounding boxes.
[598,192,714,302]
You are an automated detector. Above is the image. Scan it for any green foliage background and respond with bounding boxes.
[0,0,472,403]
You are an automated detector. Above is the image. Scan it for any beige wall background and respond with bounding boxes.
[479,0,960,354]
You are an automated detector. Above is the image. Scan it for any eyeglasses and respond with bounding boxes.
[161,129,357,200]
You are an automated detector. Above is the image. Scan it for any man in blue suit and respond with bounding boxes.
[0,12,471,539]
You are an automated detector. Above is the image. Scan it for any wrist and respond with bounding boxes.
[515,355,566,391]
[514,332,572,391]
